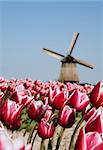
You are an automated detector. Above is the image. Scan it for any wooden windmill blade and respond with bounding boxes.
[43,48,65,60]
[73,57,94,69]
[67,32,79,55]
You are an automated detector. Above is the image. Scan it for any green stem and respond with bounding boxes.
[69,117,84,150]
[23,129,27,137]
[47,138,53,150]
[40,139,45,150]
[55,127,65,150]
[31,131,38,149]
[23,120,33,137]
[27,122,38,144]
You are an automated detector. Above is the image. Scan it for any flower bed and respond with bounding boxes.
[0,77,103,150]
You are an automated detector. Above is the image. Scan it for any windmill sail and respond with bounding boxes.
[43,48,64,60]
[67,32,79,55]
[73,57,94,69]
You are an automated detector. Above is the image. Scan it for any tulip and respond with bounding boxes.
[85,107,103,135]
[11,84,31,104]
[49,87,68,109]
[90,81,103,108]
[66,82,76,94]
[43,106,53,122]
[0,99,23,129]
[0,128,14,150]
[68,89,89,111]
[83,107,96,122]
[13,137,31,150]
[75,127,103,150]
[1,97,33,129]
[37,119,54,139]
[0,127,31,150]
[58,105,75,128]
[28,100,46,121]
[0,77,7,92]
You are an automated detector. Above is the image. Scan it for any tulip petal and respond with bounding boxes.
[1,100,16,123]
[13,137,25,150]
[85,107,103,134]
[0,128,14,150]
[9,105,23,124]
[58,105,75,128]
[92,142,103,150]
[38,119,48,139]
[86,132,102,150]
[75,127,87,150]
[53,91,67,109]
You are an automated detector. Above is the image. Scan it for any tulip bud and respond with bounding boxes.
[11,91,27,104]
[1,97,33,129]
[69,89,89,111]
[28,100,46,121]
[37,119,54,139]
[85,107,103,135]
[1,99,23,128]
[83,107,96,122]
[11,84,31,104]
[90,81,103,108]
[58,105,75,128]
[49,87,68,109]
[43,106,53,122]
[75,127,103,150]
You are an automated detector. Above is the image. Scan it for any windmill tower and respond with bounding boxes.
[43,32,94,83]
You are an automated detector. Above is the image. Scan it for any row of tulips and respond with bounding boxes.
[0,76,103,150]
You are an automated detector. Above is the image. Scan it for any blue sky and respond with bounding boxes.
[0,1,103,84]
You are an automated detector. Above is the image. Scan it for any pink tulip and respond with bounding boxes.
[13,137,31,150]
[0,128,14,150]
[85,107,103,135]
[28,100,46,121]
[37,119,54,139]
[49,87,68,109]
[90,81,103,108]
[43,106,53,122]
[1,97,33,129]
[75,127,103,150]
[11,91,27,104]
[66,82,76,93]
[58,105,75,128]
[68,89,89,111]
[0,82,7,92]
[11,84,31,104]
[84,107,96,122]
[0,127,31,150]
[1,99,23,129]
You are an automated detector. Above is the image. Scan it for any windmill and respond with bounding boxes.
[42,32,94,83]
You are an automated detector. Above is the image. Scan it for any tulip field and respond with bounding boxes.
[0,77,103,150]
